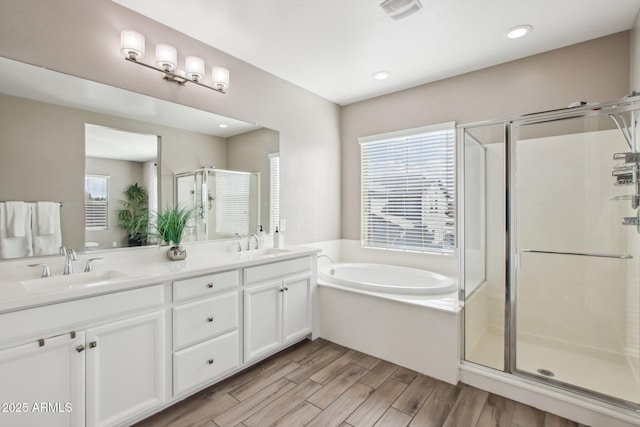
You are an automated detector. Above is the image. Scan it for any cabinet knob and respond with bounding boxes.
[284,287,289,291]
[207,316,214,322]
[207,283,214,288]
[280,288,285,293]
[76,345,86,353]
[207,358,215,365]
[89,341,97,349]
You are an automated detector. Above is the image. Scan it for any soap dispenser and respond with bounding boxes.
[273,226,281,248]
[257,225,265,248]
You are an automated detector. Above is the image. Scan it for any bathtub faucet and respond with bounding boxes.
[318,253,335,263]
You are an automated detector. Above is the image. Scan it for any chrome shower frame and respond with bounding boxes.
[458,94,640,412]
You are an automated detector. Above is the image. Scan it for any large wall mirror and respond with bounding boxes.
[0,56,279,260]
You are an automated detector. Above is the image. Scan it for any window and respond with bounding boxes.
[269,153,280,234]
[360,122,456,254]
[85,175,110,229]
[215,171,251,235]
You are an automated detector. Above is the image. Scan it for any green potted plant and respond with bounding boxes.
[116,183,149,246]
[154,204,191,260]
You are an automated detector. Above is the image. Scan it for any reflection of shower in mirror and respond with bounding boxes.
[175,167,260,242]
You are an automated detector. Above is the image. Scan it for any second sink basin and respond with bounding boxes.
[21,269,129,293]
[236,248,291,259]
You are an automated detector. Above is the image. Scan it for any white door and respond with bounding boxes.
[243,280,282,362]
[85,311,165,427]
[0,332,85,427]
[282,273,312,343]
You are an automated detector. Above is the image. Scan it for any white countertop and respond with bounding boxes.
[0,242,320,314]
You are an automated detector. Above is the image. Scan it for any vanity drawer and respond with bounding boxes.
[173,270,238,302]
[173,330,239,395]
[173,291,238,349]
[244,256,311,286]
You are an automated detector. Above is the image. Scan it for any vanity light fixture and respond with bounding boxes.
[120,30,229,94]
[505,25,533,40]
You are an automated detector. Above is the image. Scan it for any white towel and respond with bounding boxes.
[0,203,33,259]
[36,201,60,235]
[31,202,62,256]
[5,201,26,237]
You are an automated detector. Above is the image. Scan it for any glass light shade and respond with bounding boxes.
[212,66,230,91]
[156,44,177,71]
[120,30,145,60]
[185,56,205,81]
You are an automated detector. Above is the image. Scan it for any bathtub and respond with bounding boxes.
[318,262,458,295]
[317,262,461,384]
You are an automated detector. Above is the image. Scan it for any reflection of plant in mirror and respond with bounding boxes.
[154,205,191,245]
[116,183,149,246]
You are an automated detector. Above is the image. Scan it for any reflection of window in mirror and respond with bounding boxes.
[269,153,280,234]
[85,175,110,230]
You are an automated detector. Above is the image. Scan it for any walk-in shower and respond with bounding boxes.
[175,168,260,242]
[460,96,640,410]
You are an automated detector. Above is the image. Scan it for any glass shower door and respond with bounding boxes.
[511,113,640,405]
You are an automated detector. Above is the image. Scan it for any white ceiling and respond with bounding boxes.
[112,0,640,105]
[86,124,157,162]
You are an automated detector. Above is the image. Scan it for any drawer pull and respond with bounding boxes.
[76,345,85,353]
[284,287,289,291]
[89,341,97,349]
[207,358,215,365]
[207,316,214,322]
[207,283,214,288]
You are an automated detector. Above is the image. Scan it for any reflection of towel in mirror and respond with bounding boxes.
[5,201,26,237]
[32,202,62,256]
[0,202,34,258]
[36,201,59,235]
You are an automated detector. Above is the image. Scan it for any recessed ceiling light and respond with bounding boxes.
[506,25,533,40]
[218,124,228,128]
[372,71,390,80]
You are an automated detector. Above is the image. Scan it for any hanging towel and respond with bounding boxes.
[32,202,62,256]
[0,203,33,259]
[5,201,26,237]
[36,201,59,235]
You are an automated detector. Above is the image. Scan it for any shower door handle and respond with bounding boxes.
[520,249,633,259]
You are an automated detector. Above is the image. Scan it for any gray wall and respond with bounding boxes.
[632,9,640,90]
[340,32,631,241]
[0,0,342,246]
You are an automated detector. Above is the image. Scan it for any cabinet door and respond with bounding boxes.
[282,273,312,343]
[86,311,166,427]
[0,332,85,427]
[243,280,282,362]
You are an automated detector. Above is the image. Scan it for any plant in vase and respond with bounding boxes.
[154,205,191,260]
[116,183,149,246]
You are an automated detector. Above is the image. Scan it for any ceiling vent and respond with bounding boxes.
[380,0,422,20]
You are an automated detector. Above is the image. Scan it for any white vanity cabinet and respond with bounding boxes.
[0,284,167,427]
[0,331,85,427]
[85,310,165,427]
[243,256,312,363]
[172,270,241,396]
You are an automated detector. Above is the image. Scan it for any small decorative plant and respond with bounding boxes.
[116,183,149,246]
[154,204,191,247]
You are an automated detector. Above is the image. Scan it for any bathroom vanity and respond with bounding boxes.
[0,243,318,427]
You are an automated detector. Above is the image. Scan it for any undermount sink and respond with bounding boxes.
[237,248,291,259]
[21,270,129,293]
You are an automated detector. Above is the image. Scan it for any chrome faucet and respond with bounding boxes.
[60,246,77,275]
[247,234,259,250]
[232,233,243,252]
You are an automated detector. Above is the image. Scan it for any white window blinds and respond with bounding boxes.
[215,171,250,235]
[360,123,456,254]
[85,175,109,229]
[269,153,280,234]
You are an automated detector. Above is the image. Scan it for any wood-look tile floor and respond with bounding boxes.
[134,339,590,427]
